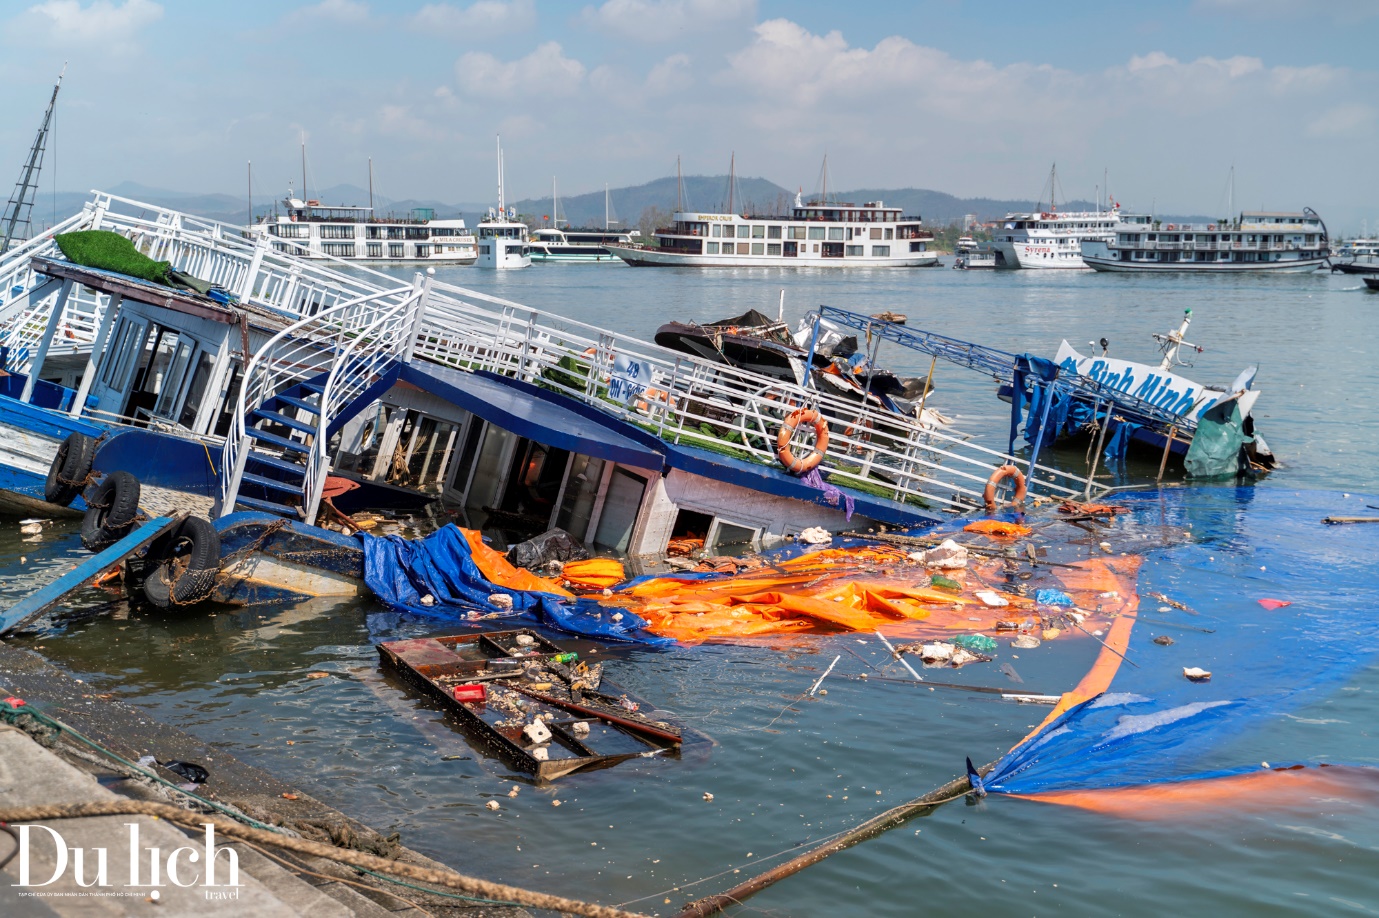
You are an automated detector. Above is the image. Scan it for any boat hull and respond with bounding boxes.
[608,245,938,268]
[1083,255,1327,273]
[993,239,1092,269]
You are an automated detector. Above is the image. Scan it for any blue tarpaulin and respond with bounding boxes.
[984,487,1379,799]
[360,525,669,645]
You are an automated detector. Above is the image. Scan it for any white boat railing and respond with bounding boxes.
[415,280,1090,513]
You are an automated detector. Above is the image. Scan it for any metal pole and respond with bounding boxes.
[20,279,72,403]
[1084,410,1114,499]
[68,292,120,416]
[802,312,823,388]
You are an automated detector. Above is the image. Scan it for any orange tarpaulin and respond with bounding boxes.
[619,544,1139,645]
[562,558,627,590]
[462,530,573,598]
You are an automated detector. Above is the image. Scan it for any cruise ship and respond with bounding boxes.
[1081,210,1329,273]
[607,193,937,268]
[257,197,477,264]
[991,206,1122,269]
[529,228,637,263]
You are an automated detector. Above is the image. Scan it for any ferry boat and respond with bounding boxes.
[991,166,1122,269]
[992,207,1122,269]
[257,197,477,265]
[607,192,937,268]
[1081,210,1329,273]
[529,228,636,263]
[476,138,530,269]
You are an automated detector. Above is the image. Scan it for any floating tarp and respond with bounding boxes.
[983,488,1379,812]
[360,525,667,644]
[614,538,1139,644]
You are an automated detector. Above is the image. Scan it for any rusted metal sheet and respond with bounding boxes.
[378,629,683,781]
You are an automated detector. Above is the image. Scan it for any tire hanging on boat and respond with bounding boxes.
[983,464,1028,513]
[80,470,142,552]
[44,432,97,506]
[142,515,221,608]
[776,409,829,475]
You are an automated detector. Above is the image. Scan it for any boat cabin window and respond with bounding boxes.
[555,454,606,540]
[722,225,736,239]
[101,316,150,393]
[768,226,782,239]
[751,225,766,239]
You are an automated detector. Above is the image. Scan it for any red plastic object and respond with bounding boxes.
[1257,598,1292,611]
[452,683,487,703]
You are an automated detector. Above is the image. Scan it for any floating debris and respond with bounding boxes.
[1183,667,1212,682]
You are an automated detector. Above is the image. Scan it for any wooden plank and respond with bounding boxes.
[0,512,184,636]
[1322,516,1379,525]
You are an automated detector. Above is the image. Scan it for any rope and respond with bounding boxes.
[0,802,647,918]
[0,697,647,917]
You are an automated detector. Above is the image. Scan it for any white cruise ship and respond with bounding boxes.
[257,197,477,265]
[529,228,636,263]
[608,193,936,268]
[1081,210,1329,273]
[992,207,1122,269]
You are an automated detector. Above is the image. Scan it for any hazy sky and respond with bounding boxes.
[2,0,1376,231]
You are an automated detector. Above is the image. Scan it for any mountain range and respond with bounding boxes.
[25,178,1211,234]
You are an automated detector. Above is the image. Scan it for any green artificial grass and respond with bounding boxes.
[55,230,172,285]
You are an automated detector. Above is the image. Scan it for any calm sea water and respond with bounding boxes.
[2,264,1377,916]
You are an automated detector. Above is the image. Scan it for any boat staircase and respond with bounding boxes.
[219,279,429,524]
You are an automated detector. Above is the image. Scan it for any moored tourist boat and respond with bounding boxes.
[476,137,531,269]
[256,197,477,265]
[991,166,1123,269]
[1332,238,1379,275]
[608,192,937,268]
[529,228,634,263]
[1081,210,1329,272]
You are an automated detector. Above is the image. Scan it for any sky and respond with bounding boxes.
[1,0,1376,232]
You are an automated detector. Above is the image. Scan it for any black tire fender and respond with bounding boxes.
[80,470,142,552]
[143,516,221,608]
[44,432,98,506]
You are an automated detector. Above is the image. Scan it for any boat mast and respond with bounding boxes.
[368,157,374,212]
[604,183,610,230]
[728,152,735,215]
[552,176,557,228]
[247,160,252,227]
[1,65,64,253]
[496,135,505,218]
[301,133,307,202]
[676,155,684,212]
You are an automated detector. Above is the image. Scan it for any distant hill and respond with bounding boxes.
[23,176,1214,236]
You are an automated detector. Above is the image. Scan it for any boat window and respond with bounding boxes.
[101,317,150,392]
[872,245,890,257]
[320,225,355,239]
[176,349,216,428]
[752,225,765,239]
[722,225,736,239]
[885,228,894,240]
[465,424,515,512]
[828,227,845,241]
[751,243,764,255]
[808,227,825,240]
[153,338,196,420]
[213,361,243,438]
[367,243,383,258]
[706,242,719,254]
[709,519,759,549]
[790,226,807,240]
[767,226,782,239]
[415,244,431,258]
[711,224,721,237]
[845,245,863,256]
[555,454,606,541]
[593,468,646,552]
[767,243,781,256]
[870,228,882,240]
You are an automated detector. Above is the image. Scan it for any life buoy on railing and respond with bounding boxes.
[983,464,1028,513]
[776,409,829,474]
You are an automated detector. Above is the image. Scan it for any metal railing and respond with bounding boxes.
[220,281,424,524]
[414,281,1090,513]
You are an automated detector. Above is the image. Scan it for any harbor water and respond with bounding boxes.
[2,264,1377,916]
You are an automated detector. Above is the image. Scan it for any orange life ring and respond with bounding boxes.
[983,464,1027,512]
[776,409,829,474]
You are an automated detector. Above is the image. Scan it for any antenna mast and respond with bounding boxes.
[2,66,64,252]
